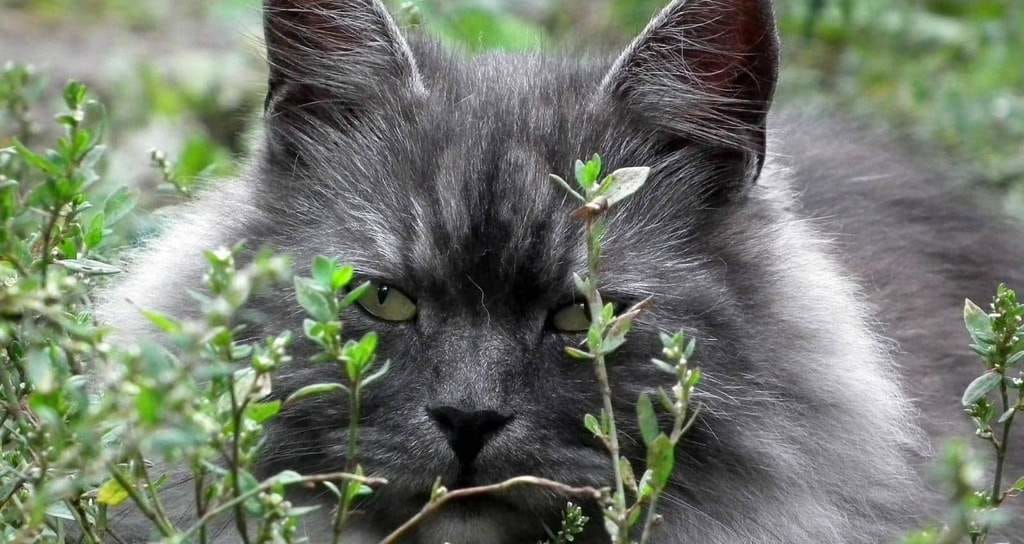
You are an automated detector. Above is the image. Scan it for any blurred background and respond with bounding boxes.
[1,0,1022,217]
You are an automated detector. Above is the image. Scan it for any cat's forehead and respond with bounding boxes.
[369,53,604,293]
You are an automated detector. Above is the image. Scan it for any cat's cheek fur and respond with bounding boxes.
[94,0,1024,541]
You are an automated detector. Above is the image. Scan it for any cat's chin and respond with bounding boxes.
[335,499,537,544]
[411,511,518,543]
[407,494,540,543]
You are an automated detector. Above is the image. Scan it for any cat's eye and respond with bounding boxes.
[356,283,417,322]
[551,303,591,332]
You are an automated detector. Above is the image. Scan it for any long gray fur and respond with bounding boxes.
[97,0,1024,542]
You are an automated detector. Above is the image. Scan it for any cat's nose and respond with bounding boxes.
[427,406,513,467]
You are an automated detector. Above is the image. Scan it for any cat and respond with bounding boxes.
[98,0,1024,542]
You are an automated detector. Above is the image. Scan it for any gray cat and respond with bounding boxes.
[99,0,1024,542]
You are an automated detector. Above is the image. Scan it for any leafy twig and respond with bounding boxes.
[380,477,602,544]
[180,472,386,541]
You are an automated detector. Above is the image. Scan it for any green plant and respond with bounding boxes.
[551,155,702,543]
[906,285,1024,544]
[0,73,383,544]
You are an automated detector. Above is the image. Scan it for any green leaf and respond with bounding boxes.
[587,327,603,354]
[548,174,585,202]
[103,186,137,225]
[312,256,337,289]
[12,139,61,176]
[63,80,87,109]
[1013,477,1024,492]
[285,383,348,406]
[362,359,391,387]
[331,266,355,292]
[340,281,373,309]
[275,470,304,485]
[287,505,322,518]
[583,413,603,438]
[97,479,130,507]
[294,277,334,322]
[246,401,282,424]
[574,155,603,190]
[997,407,1016,424]
[56,259,121,275]
[602,167,651,207]
[564,347,594,361]
[1006,350,1024,367]
[352,332,378,366]
[586,154,602,182]
[619,456,637,493]
[136,387,162,426]
[602,315,633,355]
[646,433,675,492]
[962,372,1002,406]
[964,299,994,346]
[686,368,703,390]
[26,350,56,395]
[601,303,615,325]
[656,387,674,413]
[574,160,588,188]
[85,212,105,249]
[45,502,77,521]
[312,257,352,293]
[344,481,374,507]
[651,358,676,375]
[637,393,659,446]
[322,481,342,498]
[572,273,589,295]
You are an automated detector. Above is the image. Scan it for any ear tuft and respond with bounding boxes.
[263,0,424,121]
[602,0,779,178]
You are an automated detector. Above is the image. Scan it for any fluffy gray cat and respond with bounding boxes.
[99,0,1024,542]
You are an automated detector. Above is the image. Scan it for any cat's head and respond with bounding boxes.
[248,0,901,540]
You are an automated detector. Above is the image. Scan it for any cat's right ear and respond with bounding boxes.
[262,0,424,145]
[600,0,779,191]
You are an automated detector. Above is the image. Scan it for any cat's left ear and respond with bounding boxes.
[601,0,779,185]
[262,0,424,136]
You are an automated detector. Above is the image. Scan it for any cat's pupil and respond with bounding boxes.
[377,285,390,305]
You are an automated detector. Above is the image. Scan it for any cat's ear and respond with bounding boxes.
[601,0,779,185]
[262,0,424,133]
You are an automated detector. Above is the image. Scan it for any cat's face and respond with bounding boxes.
[251,0,779,540]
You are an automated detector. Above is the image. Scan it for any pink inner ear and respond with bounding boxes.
[661,0,777,97]
[266,0,364,55]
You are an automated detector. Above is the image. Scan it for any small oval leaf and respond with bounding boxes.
[97,479,130,507]
[961,372,1002,407]
[603,167,651,207]
[637,393,659,446]
[964,299,993,345]
[285,383,348,406]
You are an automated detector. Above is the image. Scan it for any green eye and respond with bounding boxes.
[551,303,591,332]
[357,283,417,322]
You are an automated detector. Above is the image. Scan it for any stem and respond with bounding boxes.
[193,458,209,544]
[106,462,175,537]
[332,379,362,544]
[638,493,662,544]
[38,206,62,281]
[67,496,102,544]
[990,375,1014,505]
[0,476,25,511]
[379,477,602,544]
[136,454,173,536]
[584,216,627,540]
[227,373,252,544]
[180,472,384,541]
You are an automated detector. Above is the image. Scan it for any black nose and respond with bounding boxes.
[427,406,513,467]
